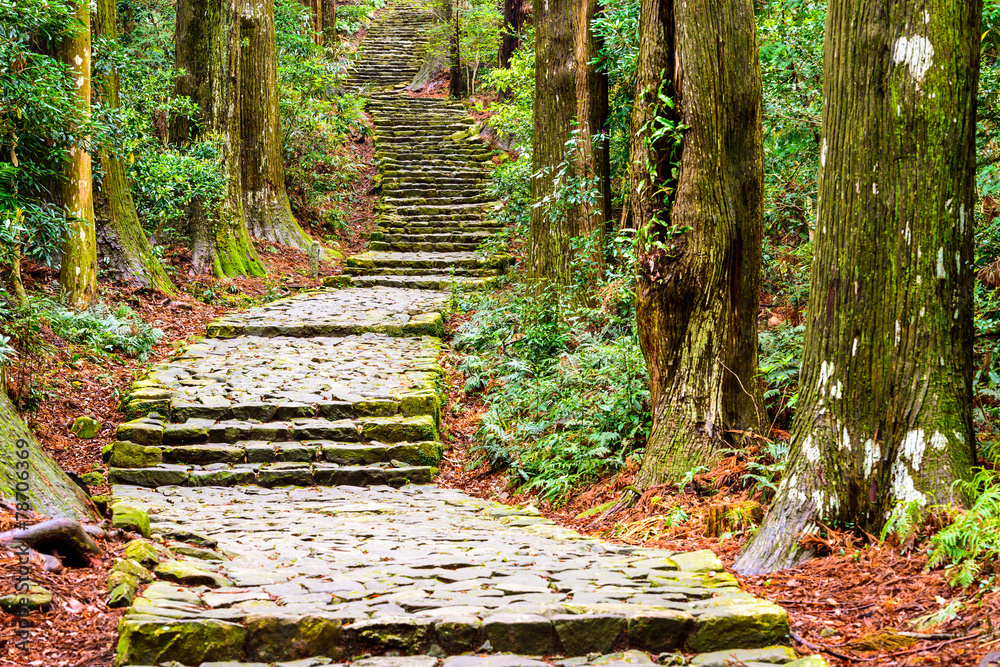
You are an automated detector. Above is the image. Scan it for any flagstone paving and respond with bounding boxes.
[107,1,820,665]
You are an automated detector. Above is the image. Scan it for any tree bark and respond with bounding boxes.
[573,0,611,265]
[630,0,764,487]
[322,0,337,50]
[500,0,524,69]
[448,0,465,99]
[93,0,175,293]
[0,387,96,523]
[173,0,266,277]
[735,0,981,575]
[239,0,312,250]
[528,0,608,290]
[59,0,97,308]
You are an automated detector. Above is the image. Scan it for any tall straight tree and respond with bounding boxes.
[322,0,337,50]
[93,0,175,292]
[239,0,313,250]
[528,0,610,289]
[60,0,97,307]
[173,0,265,276]
[629,0,764,486]
[499,0,524,69]
[736,0,981,574]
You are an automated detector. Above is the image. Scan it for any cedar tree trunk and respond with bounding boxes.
[60,0,97,308]
[239,0,312,250]
[0,386,96,522]
[322,0,337,49]
[173,0,266,276]
[735,0,981,574]
[630,0,764,486]
[448,0,465,99]
[500,0,524,68]
[93,0,175,293]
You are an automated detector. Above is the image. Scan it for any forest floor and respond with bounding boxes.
[436,312,1000,667]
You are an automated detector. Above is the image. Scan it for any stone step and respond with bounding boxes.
[351,274,497,290]
[112,485,796,666]
[109,461,436,488]
[346,251,507,271]
[370,241,482,252]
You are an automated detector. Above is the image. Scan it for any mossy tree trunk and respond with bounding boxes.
[0,387,95,522]
[735,0,981,575]
[173,0,266,277]
[59,0,97,308]
[239,0,312,250]
[93,0,175,293]
[322,0,337,50]
[630,0,764,487]
[528,0,611,293]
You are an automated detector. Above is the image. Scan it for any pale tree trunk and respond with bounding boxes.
[173,0,266,277]
[322,0,337,50]
[93,0,175,293]
[630,0,764,486]
[60,0,97,308]
[735,0,981,575]
[239,0,313,250]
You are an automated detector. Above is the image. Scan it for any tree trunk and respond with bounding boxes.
[630,0,764,487]
[239,0,313,250]
[735,0,980,575]
[573,0,611,265]
[448,0,465,99]
[173,0,266,277]
[93,0,175,293]
[322,0,337,50]
[528,0,578,287]
[0,387,96,522]
[500,0,524,69]
[59,0,97,308]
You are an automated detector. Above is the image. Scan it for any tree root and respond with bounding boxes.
[0,518,102,567]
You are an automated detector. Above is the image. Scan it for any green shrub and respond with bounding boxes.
[927,470,1000,589]
[31,299,163,360]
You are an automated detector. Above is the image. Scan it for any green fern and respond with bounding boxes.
[926,469,1000,588]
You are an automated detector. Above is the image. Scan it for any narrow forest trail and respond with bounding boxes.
[103,2,814,665]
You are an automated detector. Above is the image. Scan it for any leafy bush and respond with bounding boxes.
[31,299,163,359]
[757,323,805,420]
[927,470,1000,588]
[455,283,650,504]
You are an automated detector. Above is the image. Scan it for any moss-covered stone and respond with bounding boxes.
[109,441,163,468]
[123,539,167,568]
[626,610,694,653]
[483,613,555,655]
[116,617,245,665]
[552,613,624,655]
[244,612,343,661]
[360,415,438,443]
[71,415,101,439]
[322,275,353,288]
[108,580,138,608]
[671,550,724,573]
[111,558,154,583]
[686,600,789,653]
[112,503,151,537]
[785,656,829,667]
[0,585,52,613]
[155,559,231,588]
[348,616,434,653]
[690,646,798,667]
[116,419,163,447]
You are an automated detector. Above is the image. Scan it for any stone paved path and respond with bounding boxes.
[106,3,819,666]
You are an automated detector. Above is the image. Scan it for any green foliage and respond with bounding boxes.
[425,0,501,95]
[757,323,804,418]
[927,470,1000,589]
[31,298,162,359]
[0,0,82,268]
[483,28,534,147]
[455,280,649,504]
[336,0,387,36]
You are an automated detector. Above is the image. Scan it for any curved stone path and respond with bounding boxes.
[106,2,821,666]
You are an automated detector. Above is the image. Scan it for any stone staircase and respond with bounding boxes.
[346,94,509,291]
[344,0,434,91]
[105,0,818,664]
